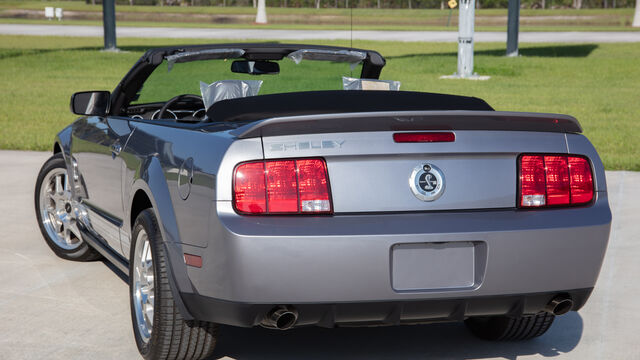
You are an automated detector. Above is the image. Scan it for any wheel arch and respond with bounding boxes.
[127,157,196,321]
[54,125,73,158]
[130,189,153,232]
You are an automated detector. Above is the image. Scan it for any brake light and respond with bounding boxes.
[233,158,332,215]
[393,132,455,143]
[518,154,594,208]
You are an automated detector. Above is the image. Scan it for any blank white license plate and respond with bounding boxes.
[392,242,475,291]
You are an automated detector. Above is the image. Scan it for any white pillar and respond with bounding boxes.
[633,0,640,27]
[440,0,488,80]
[256,0,267,24]
[457,0,475,78]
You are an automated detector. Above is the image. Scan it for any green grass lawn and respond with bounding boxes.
[0,35,638,170]
[3,17,640,32]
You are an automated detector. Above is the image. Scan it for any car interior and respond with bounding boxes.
[123,48,400,123]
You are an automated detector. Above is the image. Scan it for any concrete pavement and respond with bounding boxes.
[2,23,640,42]
[1,149,638,359]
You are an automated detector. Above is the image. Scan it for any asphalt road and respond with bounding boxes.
[2,23,640,42]
[1,150,638,359]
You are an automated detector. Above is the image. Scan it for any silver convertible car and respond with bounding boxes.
[35,43,611,359]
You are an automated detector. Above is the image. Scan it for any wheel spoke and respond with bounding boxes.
[46,208,56,218]
[145,272,153,287]
[143,241,151,262]
[55,175,63,195]
[63,173,69,192]
[68,221,82,242]
[56,220,64,233]
[145,304,154,322]
[135,265,142,280]
[63,226,72,245]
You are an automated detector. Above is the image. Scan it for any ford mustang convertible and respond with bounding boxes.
[34,43,611,359]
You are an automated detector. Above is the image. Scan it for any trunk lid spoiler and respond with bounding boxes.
[229,110,581,139]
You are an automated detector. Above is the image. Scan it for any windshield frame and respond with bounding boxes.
[108,43,386,116]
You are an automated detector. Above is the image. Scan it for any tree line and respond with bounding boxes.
[92,0,637,8]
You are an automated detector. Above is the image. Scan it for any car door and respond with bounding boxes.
[71,116,134,257]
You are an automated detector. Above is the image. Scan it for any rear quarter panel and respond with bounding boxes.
[120,122,245,250]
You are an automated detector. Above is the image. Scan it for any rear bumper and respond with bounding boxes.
[182,288,593,327]
[176,193,610,325]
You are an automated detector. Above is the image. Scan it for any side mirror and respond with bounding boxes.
[70,91,110,116]
[231,60,280,75]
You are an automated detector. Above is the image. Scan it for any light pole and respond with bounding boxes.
[456,0,475,77]
[102,0,117,51]
[506,0,520,57]
[440,0,489,80]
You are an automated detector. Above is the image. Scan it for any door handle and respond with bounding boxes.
[110,142,122,156]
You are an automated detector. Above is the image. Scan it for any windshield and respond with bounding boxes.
[132,57,364,105]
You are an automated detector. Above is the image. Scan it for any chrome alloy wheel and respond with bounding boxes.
[38,168,82,250]
[133,229,154,344]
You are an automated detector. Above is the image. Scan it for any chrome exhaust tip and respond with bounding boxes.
[545,295,574,316]
[261,306,298,330]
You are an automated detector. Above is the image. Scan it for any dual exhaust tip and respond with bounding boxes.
[545,295,574,316]
[261,306,298,330]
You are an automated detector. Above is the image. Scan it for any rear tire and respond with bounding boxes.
[465,312,555,341]
[34,153,101,261]
[130,209,218,360]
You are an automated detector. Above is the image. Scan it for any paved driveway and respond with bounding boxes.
[2,24,640,43]
[1,150,638,359]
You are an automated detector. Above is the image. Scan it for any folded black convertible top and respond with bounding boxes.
[206,90,493,123]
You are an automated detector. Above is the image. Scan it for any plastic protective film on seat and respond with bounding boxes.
[342,76,401,91]
[199,80,263,110]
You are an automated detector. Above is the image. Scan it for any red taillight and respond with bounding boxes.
[568,156,594,204]
[297,159,331,212]
[233,158,332,215]
[266,160,298,213]
[393,132,455,143]
[233,162,266,213]
[518,154,594,208]
[520,155,546,207]
[544,156,570,205]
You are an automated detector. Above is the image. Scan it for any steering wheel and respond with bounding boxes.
[157,94,204,120]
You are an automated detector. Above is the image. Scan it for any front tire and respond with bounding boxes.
[34,153,101,261]
[130,209,218,360]
[465,312,555,341]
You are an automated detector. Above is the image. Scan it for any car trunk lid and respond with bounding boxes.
[251,112,573,213]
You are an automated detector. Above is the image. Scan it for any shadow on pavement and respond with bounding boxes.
[387,44,599,59]
[211,311,583,359]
